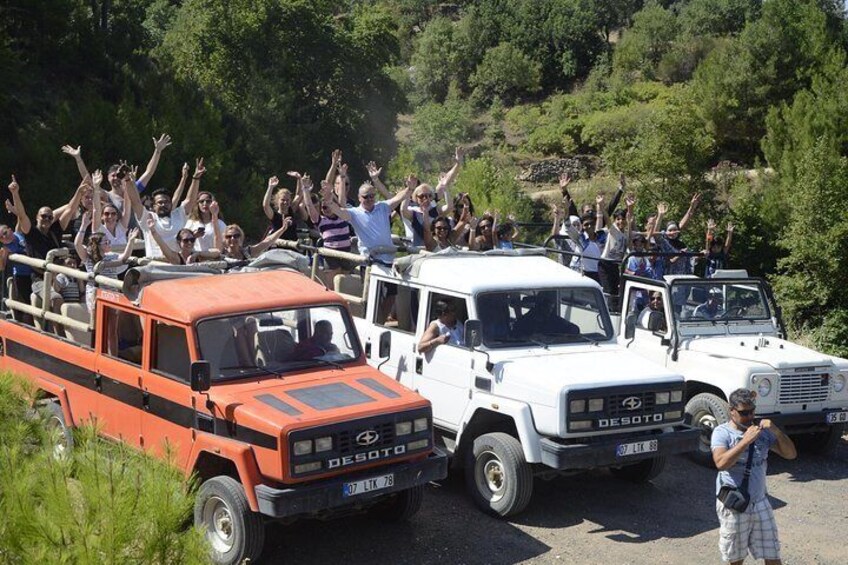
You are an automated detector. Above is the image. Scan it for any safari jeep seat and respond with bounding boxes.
[334,274,365,317]
[255,328,296,366]
[61,303,93,346]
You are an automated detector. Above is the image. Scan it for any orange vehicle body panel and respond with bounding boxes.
[0,270,434,515]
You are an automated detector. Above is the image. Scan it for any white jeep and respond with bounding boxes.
[344,250,699,517]
[615,270,848,465]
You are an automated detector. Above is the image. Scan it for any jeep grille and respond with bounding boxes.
[778,373,830,404]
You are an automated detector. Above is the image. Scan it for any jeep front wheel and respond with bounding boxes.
[195,476,265,565]
[794,424,846,455]
[465,432,533,517]
[371,485,424,521]
[685,393,730,467]
[42,401,73,460]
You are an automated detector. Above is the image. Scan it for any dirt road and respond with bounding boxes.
[265,433,847,564]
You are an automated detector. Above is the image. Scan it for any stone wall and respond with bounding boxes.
[517,156,601,183]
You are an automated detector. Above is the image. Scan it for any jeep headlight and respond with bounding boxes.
[757,377,772,398]
[314,436,333,453]
[834,374,846,393]
[588,398,604,411]
[395,421,412,436]
[570,399,586,413]
[655,392,670,405]
[413,417,429,433]
[293,439,312,456]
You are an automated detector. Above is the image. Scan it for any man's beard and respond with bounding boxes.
[156,209,170,218]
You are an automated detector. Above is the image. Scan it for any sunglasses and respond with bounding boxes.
[103,211,118,217]
[180,237,196,244]
[650,296,662,302]
[417,193,434,200]
[39,213,54,219]
[198,199,212,204]
[360,193,376,200]
[734,407,756,417]
[434,225,449,231]
[479,223,492,229]
[225,234,241,240]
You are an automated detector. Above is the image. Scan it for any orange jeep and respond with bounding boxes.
[0,250,446,564]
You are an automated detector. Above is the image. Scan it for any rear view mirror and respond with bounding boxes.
[464,319,483,349]
[190,361,211,392]
[624,313,637,340]
[647,311,664,332]
[378,331,391,358]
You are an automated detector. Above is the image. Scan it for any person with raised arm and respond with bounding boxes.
[301,175,354,285]
[218,219,291,261]
[185,188,227,252]
[598,185,635,301]
[660,191,702,275]
[91,169,131,247]
[145,216,220,266]
[703,219,735,277]
[365,160,394,201]
[0,176,35,323]
[401,147,462,248]
[262,174,298,241]
[321,173,413,266]
[126,157,201,258]
[75,211,138,312]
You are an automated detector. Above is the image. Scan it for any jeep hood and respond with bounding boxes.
[682,336,833,370]
[491,347,683,408]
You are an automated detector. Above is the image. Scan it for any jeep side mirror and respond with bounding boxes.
[190,361,211,392]
[624,313,637,340]
[378,330,391,358]
[647,311,665,332]
[464,319,483,349]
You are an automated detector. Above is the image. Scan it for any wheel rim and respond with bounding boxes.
[202,496,235,553]
[475,450,506,502]
[47,416,68,460]
[693,410,718,452]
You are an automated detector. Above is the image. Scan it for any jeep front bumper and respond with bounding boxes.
[539,425,701,470]
[762,408,848,433]
[254,450,447,519]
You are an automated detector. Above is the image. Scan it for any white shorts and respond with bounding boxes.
[716,498,781,562]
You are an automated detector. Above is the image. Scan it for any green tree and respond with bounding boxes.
[677,0,762,37]
[453,157,534,221]
[409,94,475,168]
[470,43,542,106]
[613,1,678,81]
[409,16,461,103]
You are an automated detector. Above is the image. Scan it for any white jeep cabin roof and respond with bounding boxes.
[377,253,600,295]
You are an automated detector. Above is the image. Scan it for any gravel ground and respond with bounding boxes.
[265,433,848,564]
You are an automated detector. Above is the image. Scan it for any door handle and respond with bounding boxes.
[415,356,423,374]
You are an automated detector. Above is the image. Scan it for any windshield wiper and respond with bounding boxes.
[220,364,286,378]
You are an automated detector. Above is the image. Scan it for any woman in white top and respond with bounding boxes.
[184,190,226,252]
[93,171,131,246]
[418,299,464,353]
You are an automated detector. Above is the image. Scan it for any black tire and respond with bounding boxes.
[610,456,667,482]
[685,393,729,467]
[794,424,846,455]
[465,432,533,517]
[372,484,424,521]
[195,476,265,565]
[42,401,73,460]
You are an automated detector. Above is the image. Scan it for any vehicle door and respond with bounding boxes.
[362,279,420,390]
[140,318,195,469]
[620,280,672,367]
[94,305,144,446]
[413,290,472,429]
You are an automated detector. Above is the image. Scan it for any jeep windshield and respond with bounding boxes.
[197,305,361,380]
[476,287,613,348]
[670,280,771,323]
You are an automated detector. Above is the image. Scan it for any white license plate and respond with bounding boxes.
[343,473,395,497]
[826,411,848,424]
[616,439,658,457]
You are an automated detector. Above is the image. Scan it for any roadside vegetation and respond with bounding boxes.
[0,373,207,563]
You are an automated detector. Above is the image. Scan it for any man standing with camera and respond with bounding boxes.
[711,388,797,565]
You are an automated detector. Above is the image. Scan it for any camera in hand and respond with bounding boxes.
[116,164,129,180]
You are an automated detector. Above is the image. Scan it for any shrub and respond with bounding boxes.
[410,95,475,168]
[470,43,542,106]
[453,157,534,222]
[0,373,208,563]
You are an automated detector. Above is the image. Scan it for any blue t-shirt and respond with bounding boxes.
[2,232,33,276]
[711,423,777,503]
[347,201,395,265]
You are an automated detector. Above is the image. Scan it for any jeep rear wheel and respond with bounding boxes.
[465,432,533,517]
[794,424,846,455]
[42,401,73,460]
[372,485,424,521]
[195,476,265,565]
[685,393,729,467]
[610,456,667,482]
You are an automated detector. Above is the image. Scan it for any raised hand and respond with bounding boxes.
[4,200,14,214]
[129,164,139,178]
[8,175,19,194]
[209,200,220,217]
[625,192,636,208]
[61,145,82,158]
[193,158,206,179]
[146,216,156,230]
[366,161,382,179]
[727,222,735,233]
[92,169,103,188]
[302,175,314,192]
[153,134,172,152]
[707,218,717,230]
[81,211,92,226]
[282,217,293,231]
[455,146,465,163]
[618,172,626,189]
[332,149,342,166]
[691,191,702,207]
[127,227,140,241]
[559,172,572,189]
[595,193,605,207]
[269,175,281,189]
[339,162,349,176]
[657,201,668,215]
[459,205,470,223]
[405,174,418,191]
[181,162,190,177]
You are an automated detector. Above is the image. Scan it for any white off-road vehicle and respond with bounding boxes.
[615,269,848,465]
[336,250,699,517]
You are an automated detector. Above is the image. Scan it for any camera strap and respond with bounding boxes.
[738,443,756,497]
